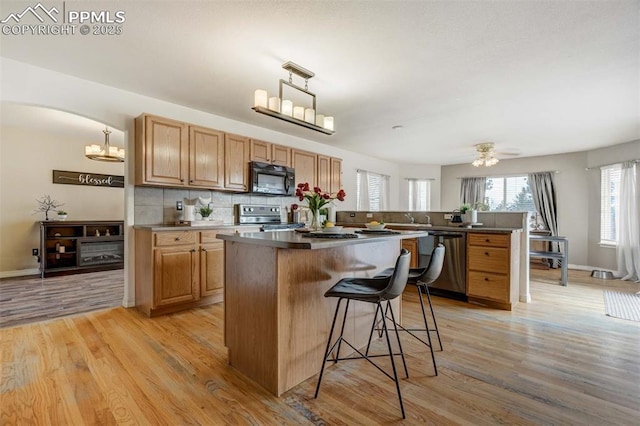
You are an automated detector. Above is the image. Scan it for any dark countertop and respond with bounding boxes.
[133,223,261,232]
[216,229,429,250]
[337,223,523,234]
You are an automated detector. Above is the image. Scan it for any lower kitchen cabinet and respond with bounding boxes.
[401,238,419,268]
[466,232,520,310]
[135,228,224,317]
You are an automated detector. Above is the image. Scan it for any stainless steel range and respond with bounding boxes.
[235,204,304,232]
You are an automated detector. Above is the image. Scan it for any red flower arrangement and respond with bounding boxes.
[294,182,346,213]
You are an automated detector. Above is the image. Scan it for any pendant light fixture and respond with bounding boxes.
[253,61,335,135]
[85,127,125,162]
[472,142,499,167]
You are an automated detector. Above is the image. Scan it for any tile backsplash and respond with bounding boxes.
[134,187,298,225]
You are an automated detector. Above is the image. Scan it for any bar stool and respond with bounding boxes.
[314,249,411,419]
[375,244,445,376]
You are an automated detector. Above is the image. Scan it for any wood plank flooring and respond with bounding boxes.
[0,270,124,329]
[1,270,639,425]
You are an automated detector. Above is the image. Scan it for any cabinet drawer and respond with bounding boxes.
[200,230,221,244]
[468,246,509,273]
[154,231,197,247]
[468,233,510,248]
[467,271,509,301]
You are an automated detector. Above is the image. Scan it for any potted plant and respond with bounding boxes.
[33,195,65,221]
[57,210,68,221]
[199,206,213,220]
[459,203,477,223]
[295,183,346,230]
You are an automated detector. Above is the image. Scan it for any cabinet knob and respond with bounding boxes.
[484,252,489,256]
[201,248,207,252]
[484,277,489,281]
[180,179,185,183]
[485,239,490,243]
[190,248,196,253]
[175,237,181,241]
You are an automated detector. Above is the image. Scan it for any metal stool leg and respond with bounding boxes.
[379,301,406,419]
[417,285,438,376]
[333,299,351,363]
[386,300,409,379]
[315,298,344,398]
[421,284,443,351]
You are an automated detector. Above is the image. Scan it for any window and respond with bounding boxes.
[356,170,389,211]
[484,176,535,212]
[600,164,621,245]
[408,179,431,211]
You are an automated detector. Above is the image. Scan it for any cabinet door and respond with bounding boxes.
[138,115,188,186]
[250,139,271,163]
[401,238,419,268]
[224,133,250,190]
[330,157,342,193]
[200,242,224,296]
[292,149,317,187]
[272,144,291,167]
[154,246,199,307]
[189,126,224,188]
[317,155,330,192]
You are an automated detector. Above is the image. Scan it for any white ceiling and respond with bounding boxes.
[1,0,638,165]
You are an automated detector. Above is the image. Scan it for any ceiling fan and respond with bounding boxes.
[471,142,520,167]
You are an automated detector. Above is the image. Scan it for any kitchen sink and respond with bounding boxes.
[384,223,433,229]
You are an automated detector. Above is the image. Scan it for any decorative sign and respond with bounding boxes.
[53,170,124,188]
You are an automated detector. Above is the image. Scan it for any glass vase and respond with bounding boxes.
[309,209,322,231]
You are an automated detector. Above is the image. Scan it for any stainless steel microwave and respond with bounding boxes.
[249,161,295,196]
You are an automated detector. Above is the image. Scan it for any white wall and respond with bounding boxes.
[0,58,406,304]
[0,126,125,274]
[441,141,640,271]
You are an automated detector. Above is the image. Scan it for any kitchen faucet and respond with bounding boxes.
[404,212,415,223]
[425,215,431,225]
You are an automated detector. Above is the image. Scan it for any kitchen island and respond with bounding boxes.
[217,229,428,396]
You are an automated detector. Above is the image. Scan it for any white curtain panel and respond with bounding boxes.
[380,175,390,210]
[357,170,370,211]
[616,161,640,282]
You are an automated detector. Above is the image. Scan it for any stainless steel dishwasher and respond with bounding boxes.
[417,231,467,300]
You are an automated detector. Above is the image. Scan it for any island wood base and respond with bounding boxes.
[223,239,402,396]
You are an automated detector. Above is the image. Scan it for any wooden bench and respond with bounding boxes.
[529,235,569,286]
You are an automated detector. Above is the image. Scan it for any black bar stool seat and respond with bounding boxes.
[315,249,411,419]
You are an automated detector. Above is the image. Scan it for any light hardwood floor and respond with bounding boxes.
[1,270,639,425]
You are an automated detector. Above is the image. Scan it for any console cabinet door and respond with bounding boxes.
[137,114,188,186]
[200,242,224,296]
[154,246,199,307]
[189,126,224,188]
[225,133,250,190]
[292,149,317,187]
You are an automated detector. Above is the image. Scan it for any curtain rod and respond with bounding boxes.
[356,168,390,178]
[404,177,436,181]
[456,171,559,179]
[585,159,639,170]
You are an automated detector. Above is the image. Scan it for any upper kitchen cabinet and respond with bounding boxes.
[189,125,224,188]
[224,133,250,191]
[292,149,317,187]
[317,155,343,193]
[330,157,342,193]
[135,114,188,186]
[250,139,291,167]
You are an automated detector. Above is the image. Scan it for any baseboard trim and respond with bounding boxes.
[568,264,616,273]
[0,268,40,279]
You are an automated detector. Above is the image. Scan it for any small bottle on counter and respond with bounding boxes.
[106,229,110,236]
[95,229,100,237]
